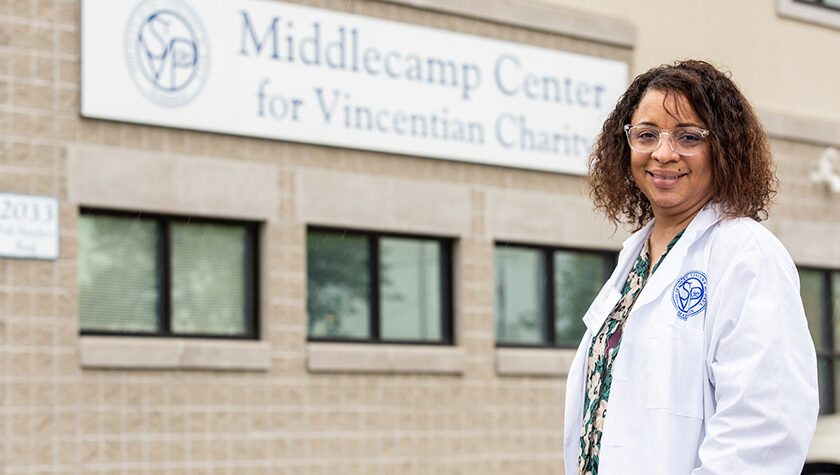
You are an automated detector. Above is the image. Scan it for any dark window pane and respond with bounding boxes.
[818,357,833,415]
[78,215,160,332]
[833,271,840,352]
[554,251,605,345]
[835,357,840,413]
[799,269,825,350]
[495,247,546,344]
[307,231,370,339]
[170,222,250,336]
[379,238,443,341]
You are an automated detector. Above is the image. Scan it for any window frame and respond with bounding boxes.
[799,266,839,414]
[306,226,454,346]
[795,0,840,12]
[494,241,616,350]
[78,207,261,340]
[778,0,840,30]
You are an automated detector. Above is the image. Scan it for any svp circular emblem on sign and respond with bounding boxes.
[672,271,707,320]
[124,0,209,107]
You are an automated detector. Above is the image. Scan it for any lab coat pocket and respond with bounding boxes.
[646,323,704,419]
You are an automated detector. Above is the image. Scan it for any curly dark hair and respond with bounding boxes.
[587,59,776,230]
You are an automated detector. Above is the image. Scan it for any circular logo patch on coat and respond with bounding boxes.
[672,271,707,320]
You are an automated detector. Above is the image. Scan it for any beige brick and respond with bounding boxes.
[9,51,31,78]
[168,439,187,462]
[0,79,10,105]
[56,86,77,113]
[54,352,78,375]
[36,0,57,22]
[57,57,77,84]
[33,55,53,81]
[80,439,98,463]
[54,115,79,141]
[5,22,32,48]
[55,439,78,465]
[32,26,54,51]
[10,112,33,137]
[10,291,32,317]
[56,0,78,26]
[11,0,32,18]
[57,29,77,55]
[102,439,120,461]
[147,439,166,462]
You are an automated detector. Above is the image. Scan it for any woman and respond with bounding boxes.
[563,60,819,475]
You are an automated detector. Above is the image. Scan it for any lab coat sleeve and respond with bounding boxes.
[692,248,819,475]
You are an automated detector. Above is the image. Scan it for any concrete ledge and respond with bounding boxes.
[760,109,840,148]
[67,145,279,221]
[307,343,465,375]
[297,169,471,237]
[496,347,577,377]
[79,336,271,372]
[764,218,840,269]
[376,0,636,48]
[485,189,626,250]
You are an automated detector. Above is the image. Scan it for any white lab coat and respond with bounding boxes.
[563,204,819,475]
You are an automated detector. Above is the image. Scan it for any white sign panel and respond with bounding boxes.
[81,0,628,174]
[0,193,60,260]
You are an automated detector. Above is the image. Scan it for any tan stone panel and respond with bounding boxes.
[67,145,279,221]
[79,336,180,369]
[485,187,627,249]
[296,168,471,237]
[765,217,840,268]
[181,340,271,372]
[306,342,465,374]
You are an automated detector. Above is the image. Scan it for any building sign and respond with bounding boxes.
[81,0,628,174]
[0,193,59,260]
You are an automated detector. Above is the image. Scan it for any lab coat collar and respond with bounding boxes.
[618,202,721,251]
[583,202,722,333]
[629,202,722,313]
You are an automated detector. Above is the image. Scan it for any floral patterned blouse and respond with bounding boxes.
[577,230,685,475]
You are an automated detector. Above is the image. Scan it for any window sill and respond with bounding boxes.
[79,336,271,372]
[306,342,465,375]
[495,347,577,377]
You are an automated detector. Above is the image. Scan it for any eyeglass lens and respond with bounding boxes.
[627,126,705,154]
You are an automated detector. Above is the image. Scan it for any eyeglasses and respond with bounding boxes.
[623,124,710,156]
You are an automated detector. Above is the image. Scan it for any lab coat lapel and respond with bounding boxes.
[582,220,653,334]
[630,204,721,313]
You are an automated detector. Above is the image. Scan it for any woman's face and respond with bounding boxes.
[629,89,715,222]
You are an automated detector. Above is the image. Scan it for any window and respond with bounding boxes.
[779,0,840,29]
[795,0,840,12]
[495,244,615,347]
[799,267,840,414]
[306,228,453,344]
[78,209,259,339]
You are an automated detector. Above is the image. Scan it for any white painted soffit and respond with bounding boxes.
[375,0,636,48]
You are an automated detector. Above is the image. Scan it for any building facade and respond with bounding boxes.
[1,0,839,473]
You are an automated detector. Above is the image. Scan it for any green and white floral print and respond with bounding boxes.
[577,230,684,475]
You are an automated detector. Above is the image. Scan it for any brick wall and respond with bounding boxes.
[3,0,837,474]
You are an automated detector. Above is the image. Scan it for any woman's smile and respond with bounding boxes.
[647,169,689,187]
